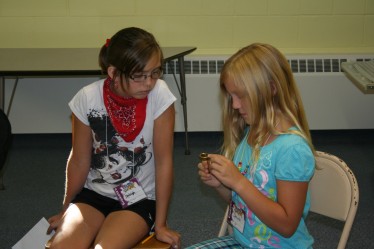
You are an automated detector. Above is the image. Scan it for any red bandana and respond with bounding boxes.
[103,78,148,142]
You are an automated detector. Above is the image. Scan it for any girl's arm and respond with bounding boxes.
[62,114,93,212]
[208,154,308,237]
[215,184,232,203]
[235,178,308,237]
[153,104,180,245]
[48,114,92,233]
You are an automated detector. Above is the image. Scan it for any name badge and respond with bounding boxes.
[228,201,245,233]
[113,178,147,208]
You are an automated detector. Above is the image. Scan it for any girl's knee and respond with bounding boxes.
[48,236,93,249]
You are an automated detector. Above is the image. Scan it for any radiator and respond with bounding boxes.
[4,54,374,134]
[165,54,374,132]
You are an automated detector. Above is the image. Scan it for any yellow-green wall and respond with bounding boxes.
[0,0,373,55]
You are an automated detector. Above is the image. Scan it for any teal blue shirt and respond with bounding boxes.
[231,129,315,248]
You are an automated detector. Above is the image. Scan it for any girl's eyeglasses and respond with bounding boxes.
[129,67,163,83]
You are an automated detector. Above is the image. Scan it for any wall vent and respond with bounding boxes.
[164,56,374,75]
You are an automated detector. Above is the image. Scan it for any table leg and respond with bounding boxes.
[6,78,19,117]
[0,77,4,111]
[178,57,190,155]
[0,77,4,190]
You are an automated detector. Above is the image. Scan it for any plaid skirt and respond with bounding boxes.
[185,235,245,249]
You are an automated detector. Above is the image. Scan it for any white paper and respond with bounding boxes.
[12,217,54,249]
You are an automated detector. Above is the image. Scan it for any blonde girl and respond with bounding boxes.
[188,43,315,249]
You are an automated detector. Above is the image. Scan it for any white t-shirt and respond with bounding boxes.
[69,79,176,200]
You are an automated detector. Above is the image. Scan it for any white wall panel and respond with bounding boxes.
[4,68,374,133]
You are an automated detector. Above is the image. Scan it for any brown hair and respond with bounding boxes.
[99,27,163,81]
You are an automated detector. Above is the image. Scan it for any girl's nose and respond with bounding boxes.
[232,98,241,110]
[144,77,155,89]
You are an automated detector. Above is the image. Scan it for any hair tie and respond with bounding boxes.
[105,38,111,47]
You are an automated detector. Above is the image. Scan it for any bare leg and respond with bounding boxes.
[94,210,149,249]
[50,203,105,249]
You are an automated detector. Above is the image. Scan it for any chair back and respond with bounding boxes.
[310,151,359,249]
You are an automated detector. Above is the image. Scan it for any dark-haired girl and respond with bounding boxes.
[47,27,180,249]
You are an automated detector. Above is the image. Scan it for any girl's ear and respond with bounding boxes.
[107,66,116,79]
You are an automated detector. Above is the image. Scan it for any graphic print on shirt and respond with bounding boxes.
[241,150,281,248]
[88,109,152,185]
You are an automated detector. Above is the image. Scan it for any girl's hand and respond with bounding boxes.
[46,212,64,234]
[155,226,181,249]
[207,154,244,190]
[197,160,221,188]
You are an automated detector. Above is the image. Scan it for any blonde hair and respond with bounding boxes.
[220,43,315,162]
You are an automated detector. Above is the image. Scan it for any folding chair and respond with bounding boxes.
[218,151,359,249]
[309,151,359,249]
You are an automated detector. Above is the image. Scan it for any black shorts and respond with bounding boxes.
[72,188,156,230]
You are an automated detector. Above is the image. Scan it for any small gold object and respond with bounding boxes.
[199,153,210,162]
